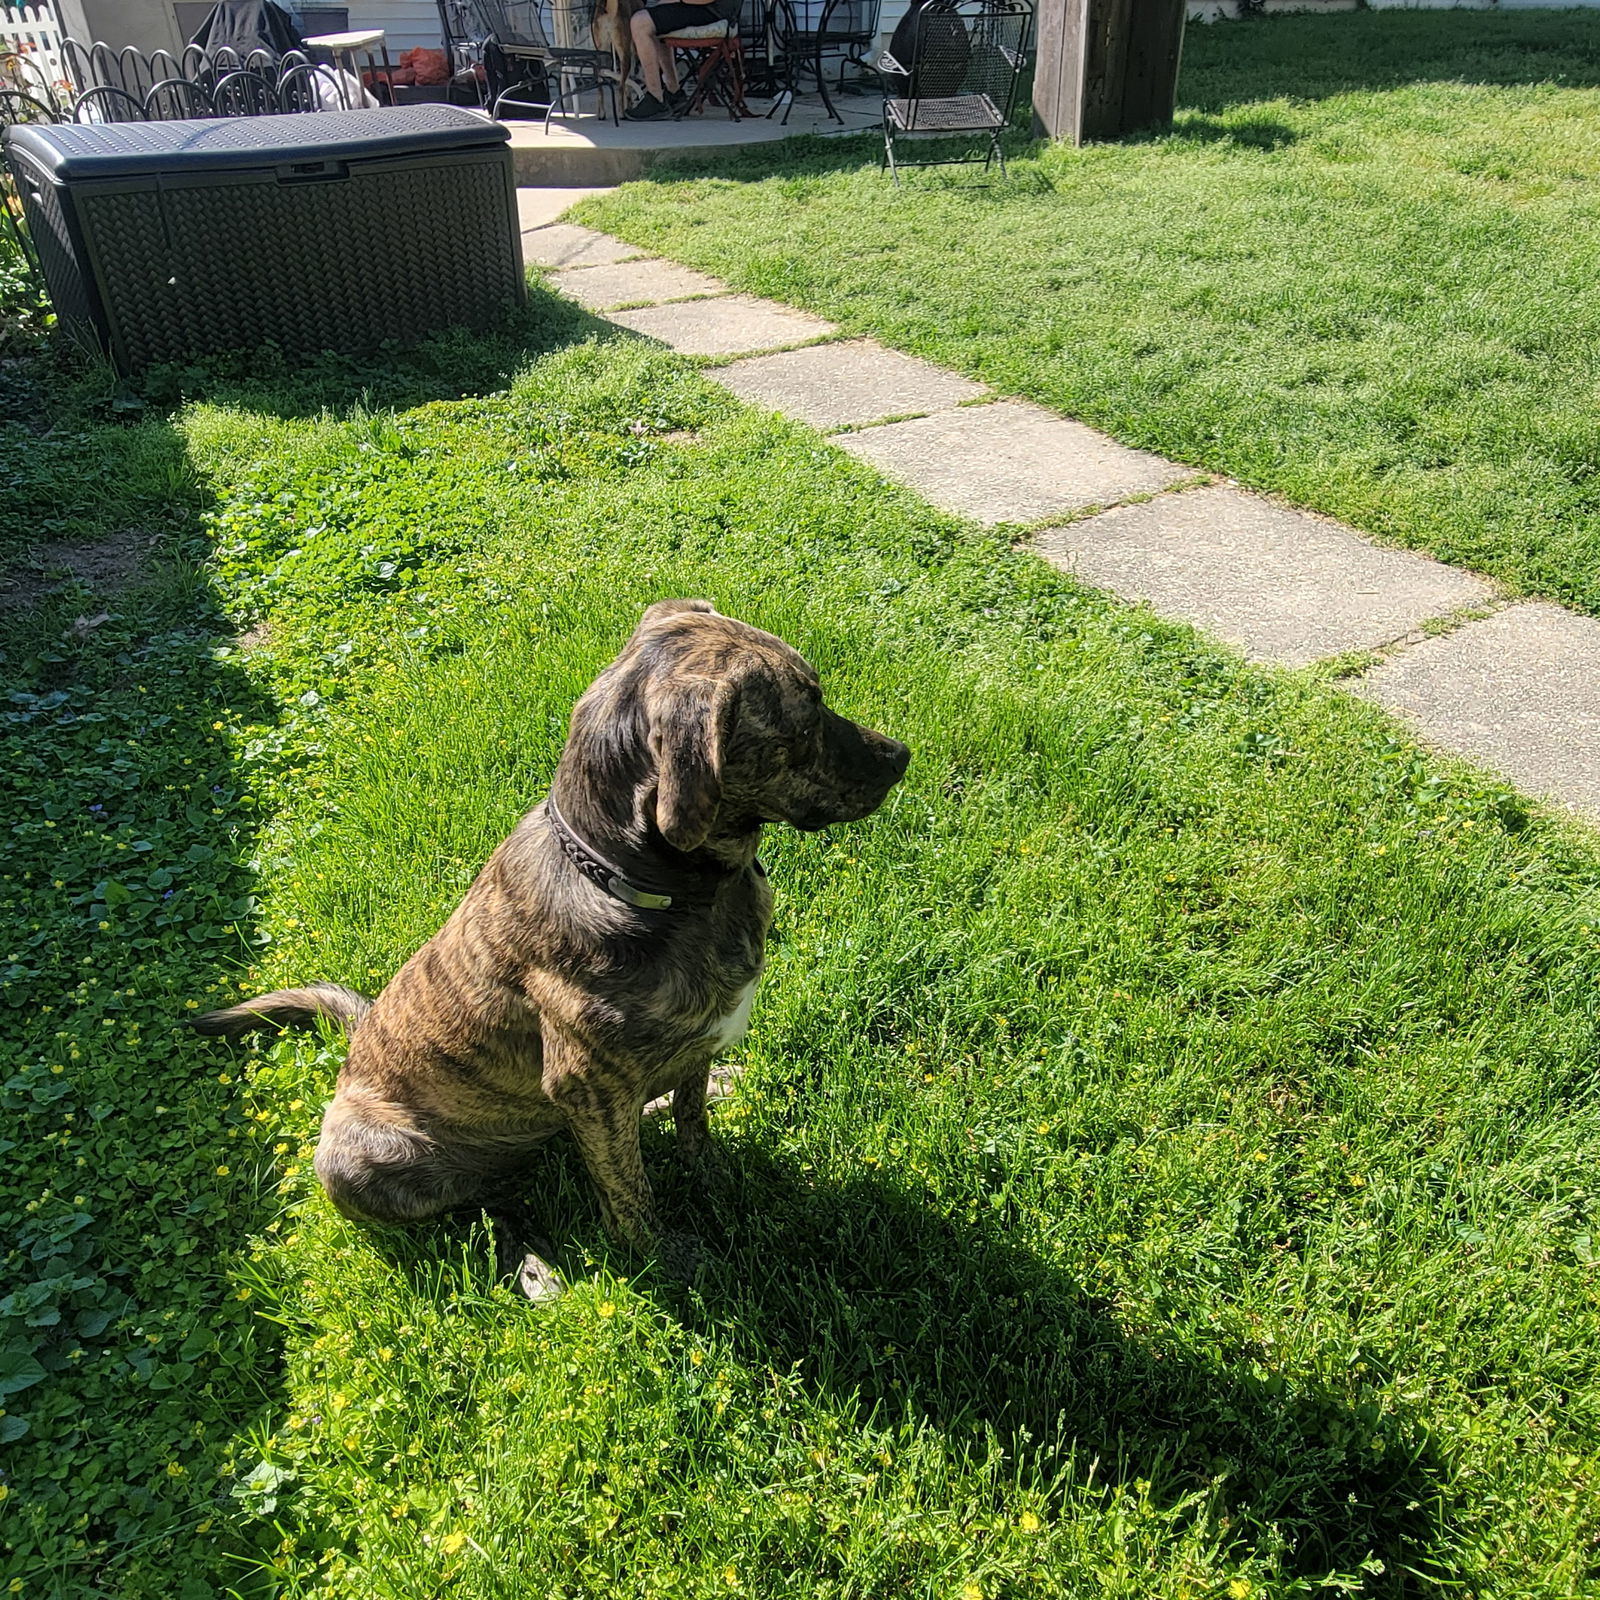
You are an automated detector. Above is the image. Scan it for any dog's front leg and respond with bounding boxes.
[564,1097,702,1277]
[672,1065,712,1172]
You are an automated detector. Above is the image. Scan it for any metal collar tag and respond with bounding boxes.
[607,875,673,911]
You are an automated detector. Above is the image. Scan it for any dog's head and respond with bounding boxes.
[568,600,911,852]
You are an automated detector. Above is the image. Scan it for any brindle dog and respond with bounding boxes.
[193,602,910,1296]
[591,0,642,95]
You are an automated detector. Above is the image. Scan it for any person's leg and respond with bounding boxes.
[629,6,683,99]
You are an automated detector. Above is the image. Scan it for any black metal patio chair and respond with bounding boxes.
[276,61,343,111]
[443,0,620,126]
[877,0,1029,183]
[1,47,66,117]
[0,89,58,127]
[771,0,879,123]
[211,68,279,115]
[145,77,214,119]
[71,84,147,123]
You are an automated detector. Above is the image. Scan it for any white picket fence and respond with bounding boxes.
[0,3,71,103]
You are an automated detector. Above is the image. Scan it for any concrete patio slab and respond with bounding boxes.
[716,340,988,429]
[1351,602,1600,816]
[835,401,1192,525]
[507,101,877,186]
[551,258,729,311]
[1036,485,1494,667]
[606,294,837,356]
[516,186,616,232]
[522,222,639,270]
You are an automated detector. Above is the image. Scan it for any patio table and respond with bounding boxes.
[302,28,389,108]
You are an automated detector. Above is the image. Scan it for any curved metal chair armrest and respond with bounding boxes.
[876,49,905,74]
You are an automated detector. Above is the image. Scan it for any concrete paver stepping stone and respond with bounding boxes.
[523,223,641,270]
[1036,484,1494,667]
[516,186,615,231]
[716,339,987,429]
[835,400,1191,525]
[606,294,837,356]
[551,258,729,311]
[1351,602,1600,816]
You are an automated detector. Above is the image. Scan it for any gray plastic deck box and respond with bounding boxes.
[3,107,524,374]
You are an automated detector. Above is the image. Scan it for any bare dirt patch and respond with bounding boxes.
[0,533,155,612]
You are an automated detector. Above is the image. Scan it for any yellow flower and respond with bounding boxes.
[166,1461,185,1477]
[440,1531,468,1556]
[196,1518,213,1534]
[722,1568,739,1587]
[331,1392,350,1411]
[215,1165,230,1177]
[1228,1582,1252,1600]
[598,1301,617,1319]
[1018,1510,1041,1532]
[963,1584,984,1600]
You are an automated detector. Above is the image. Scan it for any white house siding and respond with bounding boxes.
[341,0,447,50]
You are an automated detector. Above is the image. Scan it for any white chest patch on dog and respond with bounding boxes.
[705,981,758,1053]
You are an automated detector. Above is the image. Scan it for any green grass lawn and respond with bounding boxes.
[5,283,1600,1597]
[578,10,1600,616]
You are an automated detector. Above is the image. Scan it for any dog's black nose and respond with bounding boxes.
[883,738,911,778]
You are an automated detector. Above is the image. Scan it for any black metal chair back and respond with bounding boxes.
[0,89,58,127]
[212,69,279,116]
[72,84,147,123]
[459,0,620,125]
[276,62,341,112]
[0,49,62,116]
[145,78,214,120]
[878,0,1030,181]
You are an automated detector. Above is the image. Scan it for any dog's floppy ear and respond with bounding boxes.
[621,599,717,658]
[640,598,716,628]
[651,677,737,853]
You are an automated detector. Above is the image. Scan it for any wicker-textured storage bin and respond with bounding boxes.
[3,107,524,374]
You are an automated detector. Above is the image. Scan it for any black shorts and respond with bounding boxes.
[644,1,734,34]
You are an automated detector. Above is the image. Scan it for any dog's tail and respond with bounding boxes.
[190,982,373,1040]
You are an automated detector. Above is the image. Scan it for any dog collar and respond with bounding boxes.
[546,797,678,910]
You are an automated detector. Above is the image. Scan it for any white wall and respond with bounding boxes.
[342,0,447,50]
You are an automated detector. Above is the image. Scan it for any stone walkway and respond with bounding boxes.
[518,191,1600,823]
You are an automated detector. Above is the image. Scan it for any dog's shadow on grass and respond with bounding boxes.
[376,1122,1449,1587]
[658,1138,1447,1592]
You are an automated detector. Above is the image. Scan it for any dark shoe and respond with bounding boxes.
[625,91,667,120]
[666,84,689,112]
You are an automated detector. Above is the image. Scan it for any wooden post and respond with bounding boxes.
[1032,0,1188,145]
